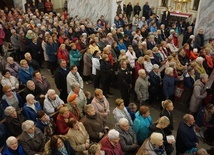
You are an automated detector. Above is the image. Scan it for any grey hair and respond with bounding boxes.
[4,106,16,116]
[6,136,17,146]
[165,67,173,75]
[26,94,35,101]
[84,104,94,114]
[200,73,208,80]
[138,69,146,75]
[71,82,80,91]
[118,118,129,126]
[150,132,163,145]
[6,57,13,62]
[22,120,34,132]
[47,89,55,96]
[26,80,34,87]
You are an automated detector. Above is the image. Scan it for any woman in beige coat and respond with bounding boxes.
[66,118,90,155]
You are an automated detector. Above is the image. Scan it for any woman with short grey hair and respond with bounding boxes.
[19,120,45,155]
[115,118,139,155]
[22,94,42,122]
[1,136,26,155]
[4,106,26,136]
[137,132,166,155]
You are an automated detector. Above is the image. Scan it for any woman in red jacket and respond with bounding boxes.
[56,107,78,135]
[45,0,53,13]
[57,44,69,64]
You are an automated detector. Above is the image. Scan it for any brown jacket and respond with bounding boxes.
[19,127,45,155]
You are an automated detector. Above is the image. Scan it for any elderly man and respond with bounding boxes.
[23,80,45,103]
[101,129,123,155]
[194,29,204,51]
[43,89,64,114]
[176,114,198,154]
[10,29,21,61]
[115,118,139,155]
[66,65,83,93]
[19,120,45,155]
[5,57,20,78]
[54,59,70,102]
[24,52,40,71]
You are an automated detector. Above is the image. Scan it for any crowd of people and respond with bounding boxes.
[0,0,213,155]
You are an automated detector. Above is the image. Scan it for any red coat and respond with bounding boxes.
[45,1,53,11]
[57,48,69,63]
[0,28,5,45]
[101,136,124,155]
[56,112,78,134]
[135,61,144,80]
[172,35,179,47]
[205,55,213,68]
[189,51,198,61]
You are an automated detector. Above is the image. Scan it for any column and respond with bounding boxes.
[111,0,124,24]
[158,0,162,7]
[167,0,171,7]
[190,0,194,9]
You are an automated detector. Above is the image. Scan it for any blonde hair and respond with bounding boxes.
[115,98,124,107]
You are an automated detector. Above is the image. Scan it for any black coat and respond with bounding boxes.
[29,41,42,60]
[50,140,75,155]
[159,109,174,135]
[117,69,132,91]
[23,86,43,102]
[148,70,161,95]
[5,114,26,137]
[126,4,133,15]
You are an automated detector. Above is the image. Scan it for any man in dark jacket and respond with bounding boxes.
[143,2,150,20]
[126,2,133,21]
[176,114,198,154]
[54,59,69,102]
[117,61,132,106]
[194,29,204,51]
[134,2,141,16]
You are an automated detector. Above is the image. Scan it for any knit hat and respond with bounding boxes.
[67,94,77,103]
[108,129,119,140]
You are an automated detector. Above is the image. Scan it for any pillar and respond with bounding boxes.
[190,0,194,9]
[158,0,162,7]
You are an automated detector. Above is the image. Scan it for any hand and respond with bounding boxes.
[57,104,64,109]
[99,132,104,138]
[40,94,45,98]
[85,143,90,149]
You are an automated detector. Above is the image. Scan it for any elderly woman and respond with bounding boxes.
[160,100,174,136]
[32,70,51,94]
[4,106,26,137]
[189,73,208,116]
[46,135,75,155]
[82,104,108,142]
[1,85,24,110]
[195,57,206,75]
[66,118,90,155]
[22,94,42,122]
[69,43,82,67]
[135,69,150,104]
[83,48,92,85]
[134,56,144,80]
[133,105,152,145]
[163,67,176,100]
[68,82,87,111]
[88,143,103,155]
[43,89,64,114]
[149,116,174,155]
[19,120,45,155]
[91,89,110,121]
[136,132,167,155]
[101,129,123,155]
[113,98,133,126]
[1,136,26,155]
[18,59,34,84]
[57,43,69,64]
[115,118,140,155]
[5,57,20,78]
[56,107,78,134]
[67,94,83,120]
[1,70,19,90]
[143,55,153,73]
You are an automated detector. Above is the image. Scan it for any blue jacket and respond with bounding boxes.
[1,92,24,109]
[117,42,127,52]
[69,49,82,66]
[18,67,34,84]
[46,42,58,62]
[22,101,42,122]
[2,144,26,155]
[163,75,175,99]
[133,111,152,145]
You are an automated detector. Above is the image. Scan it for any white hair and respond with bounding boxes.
[196,57,204,63]
[165,67,173,75]
[153,64,159,69]
[26,94,35,101]
[22,120,34,132]
[200,73,208,80]
[118,118,129,126]
[6,136,17,146]
[193,48,198,53]
[150,132,163,145]
[138,69,146,75]
[47,89,55,96]
[4,106,16,116]
[108,129,119,140]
